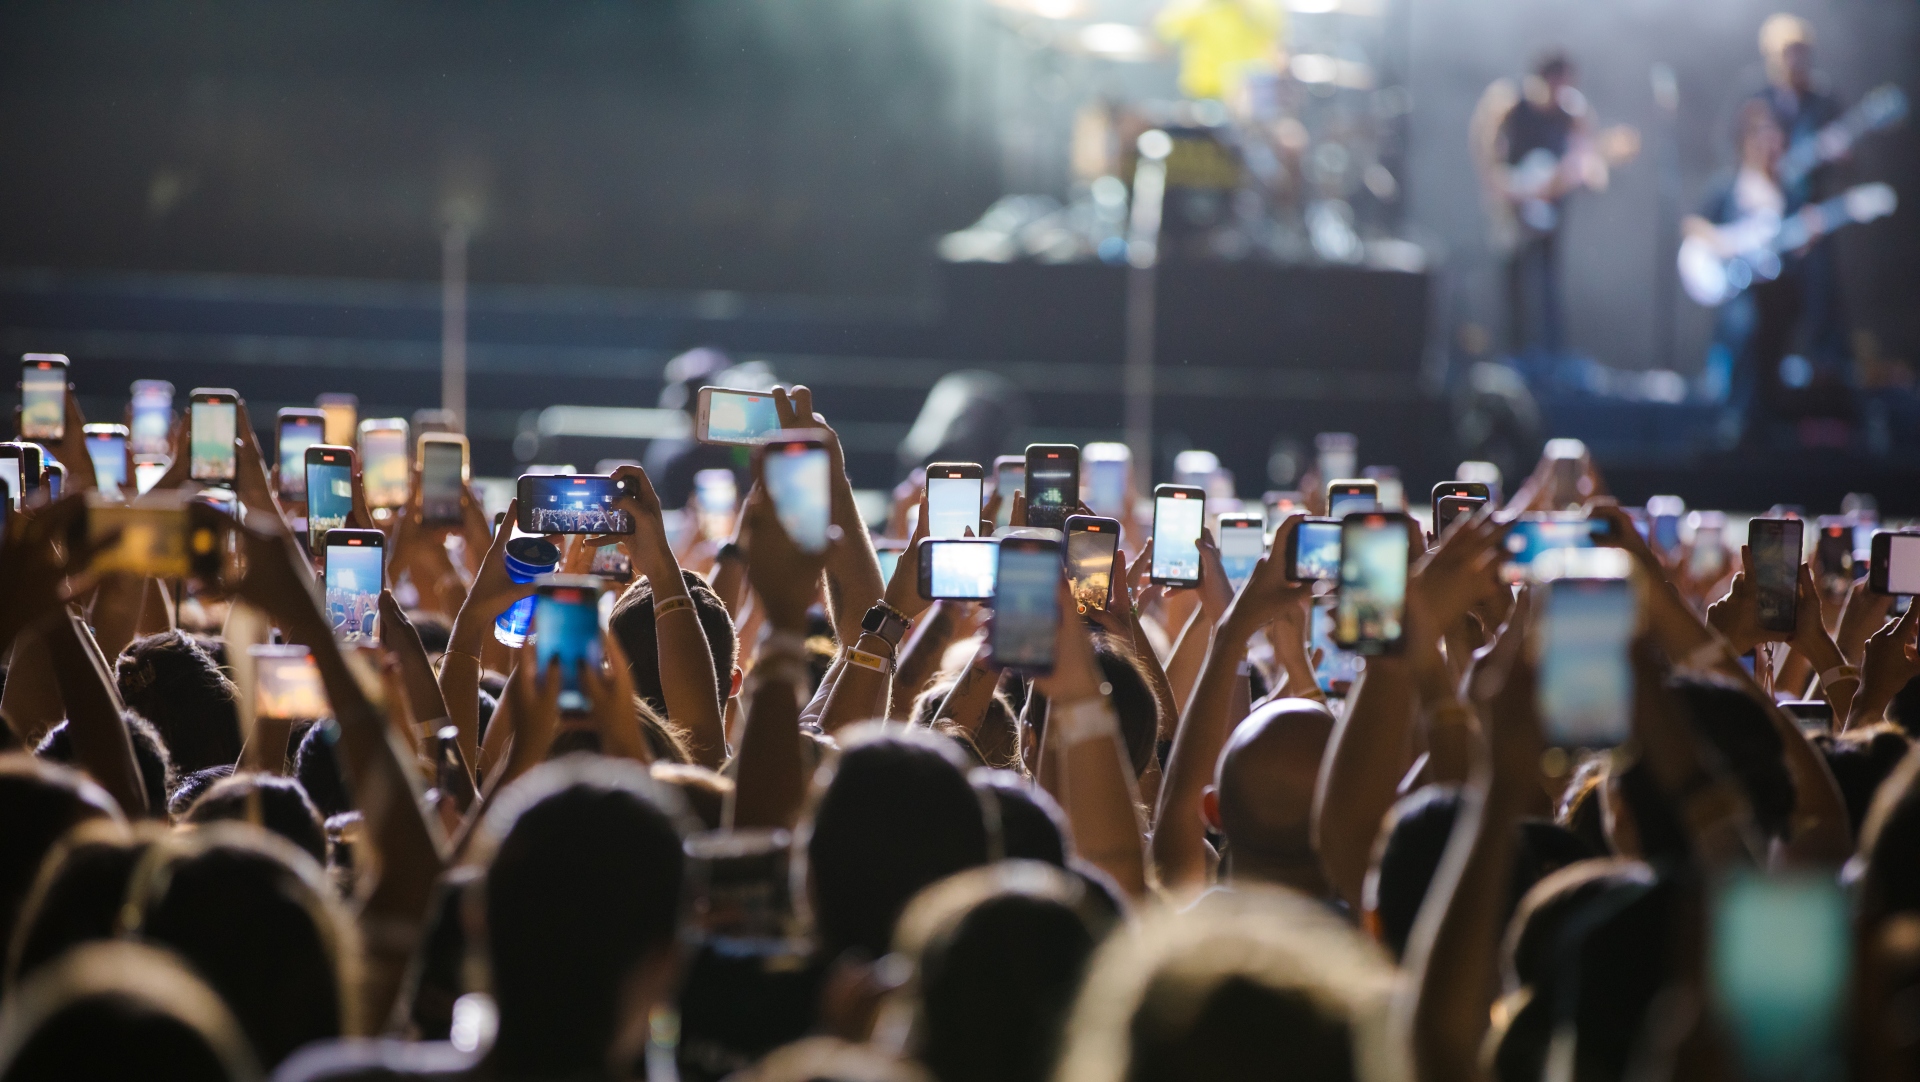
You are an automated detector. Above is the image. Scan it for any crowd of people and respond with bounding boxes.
[3,379,1920,1082]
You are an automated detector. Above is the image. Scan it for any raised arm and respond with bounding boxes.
[1161,531,1235,716]
[819,504,930,734]
[773,385,884,645]
[440,499,537,768]
[42,606,151,817]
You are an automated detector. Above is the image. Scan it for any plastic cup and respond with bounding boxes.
[494,536,561,648]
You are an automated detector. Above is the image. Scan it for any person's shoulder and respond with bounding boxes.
[271,1038,476,1082]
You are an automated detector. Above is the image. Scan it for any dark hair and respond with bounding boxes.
[804,727,993,959]
[167,765,235,818]
[0,757,120,946]
[914,682,1022,772]
[34,713,174,817]
[1091,638,1158,778]
[182,774,328,866]
[1667,675,1796,840]
[405,611,452,655]
[129,827,349,1069]
[972,770,1068,867]
[651,763,734,831]
[482,757,692,1077]
[1887,674,1920,740]
[406,866,482,1043]
[1811,724,1912,838]
[6,825,155,988]
[1534,50,1573,80]
[609,570,738,719]
[294,721,351,819]
[1136,977,1353,1082]
[114,632,243,775]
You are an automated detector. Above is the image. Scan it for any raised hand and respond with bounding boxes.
[1706,546,1780,655]
[740,475,832,632]
[0,492,115,649]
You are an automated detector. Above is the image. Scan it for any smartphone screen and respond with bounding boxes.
[277,412,327,499]
[306,448,355,550]
[518,474,634,535]
[1779,700,1834,738]
[1335,514,1409,654]
[359,423,410,509]
[88,494,191,578]
[19,357,67,440]
[133,458,167,495]
[189,397,238,482]
[1711,873,1850,1075]
[1749,518,1803,633]
[1065,517,1120,612]
[922,539,999,600]
[1024,446,1079,532]
[1310,599,1360,695]
[1435,495,1485,535]
[86,427,129,488]
[1218,516,1265,593]
[699,388,782,445]
[1290,518,1342,581]
[764,442,831,553]
[591,543,634,583]
[130,380,175,457]
[420,439,467,524]
[926,467,983,540]
[693,468,738,540]
[1084,453,1129,520]
[1814,521,1852,587]
[251,645,330,722]
[0,450,19,510]
[1327,482,1377,519]
[1537,576,1635,747]
[1150,486,1205,585]
[1881,534,1920,595]
[323,532,384,642]
[1503,516,1609,581]
[993,459,1024,530]
[992,539,1060,673]
[535,578,604,713]
[317,396,358,446]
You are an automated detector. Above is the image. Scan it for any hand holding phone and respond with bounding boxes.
[1334,512,1410,654]
[19,355,69,441]
[761,434,832,554]
[323,529,385,641]
[1150,484,1206,586]
[516,474,636,535]
[925,462,984,539]
[1747,517,1804,635]
[696,387,783,445]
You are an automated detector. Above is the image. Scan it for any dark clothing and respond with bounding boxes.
[1754,83,1843,203]
[1501,97,1575,166]
[1498,96,1577,356]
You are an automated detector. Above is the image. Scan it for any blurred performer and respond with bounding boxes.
[1155,0,1283,101]
[1471,52,1639,358]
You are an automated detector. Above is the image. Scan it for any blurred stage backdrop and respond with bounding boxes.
[2,0,1916,507]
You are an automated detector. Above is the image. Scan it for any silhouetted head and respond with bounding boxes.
[609,570,740,722]
[115,631,243,774]
[0,756,122,947]
[972,769,1070,867]
[1208,699,1334,894]
[5,820,167,989]
[1092,639,1160,778]
[34,712,174,818]
[181,774,328,866]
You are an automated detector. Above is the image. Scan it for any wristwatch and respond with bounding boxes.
[860,602,912,651]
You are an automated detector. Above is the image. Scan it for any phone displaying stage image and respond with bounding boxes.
[1288,517,1341,582]
[1536,572,1636,748]
[419,436,468,525]
[85,425,129,489]
[1749,517,1803,634]
[276,409,327,501]
[188,391,239,482]
[1065,516,1120,612]
[1335,513,1409,654]
[925,463,984,540]
[992,537,1060,673]
[1217,514,1264,593]
[697,387,782,445]
[19,356,68,440]
[250,645,330,722]
[764,437,831,553]
[323,531,384,642]
[1150,485,1205,586]
[358,421,410,510]
[305,446,355,551]
[1023,444,1079,532]
[130,380,175,457]
[517,474,634,535]
[535,576,604,713]
[920,538,999,600]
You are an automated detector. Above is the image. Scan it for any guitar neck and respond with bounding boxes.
[1768,191,1867,253]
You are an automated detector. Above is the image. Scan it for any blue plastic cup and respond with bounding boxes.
[494,536,562,648]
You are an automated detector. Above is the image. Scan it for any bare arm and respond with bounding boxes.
[889,602,963,721]
[440,500,535,769]
[43,607,151,817]
[774,386,884,646]
[1313,656,1418,910]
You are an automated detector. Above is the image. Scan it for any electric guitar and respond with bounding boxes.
[1677,181,1896,307]
[1777,84,1908,191]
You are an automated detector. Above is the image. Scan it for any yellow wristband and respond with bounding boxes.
[653,595,696,620]
[846,647,892,675]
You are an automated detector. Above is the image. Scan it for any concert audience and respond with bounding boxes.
[0,377,1918,1082]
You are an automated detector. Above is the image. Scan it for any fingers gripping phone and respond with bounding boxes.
[357,418,410,510]
[918,538,999,601]
[1533,549,1638,749]
[925,462,984,539]
[534,575,605,713]
[305,446,357,551]
[188,388,241,483]
[1065,515,1120,612]
[1326,479,1378,519]
[763,434,832,553]
[1334,512,1410,654]
[696,387,783,445]
[516,474,636,535]
[1748,517,1804,634]
[419,434,470,525]
[1217,513,1265,593]
[1023,444,1079,532]
[19,354,69,441]
[1150,484,1205,587]
[1286,516,1341,582]
[991,535,1061,674]
[323,529,385,642]
[276,408,327,502]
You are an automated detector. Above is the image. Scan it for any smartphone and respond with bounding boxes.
[695,386,782,445]
[43,461,64,501]
[516,474,635,535]
[926,462,984,539]
[1748,517,1803,634]
[1779,700,1834,738]
[1689,511,1728,581]
[1064,515,1121,612]
[1710,872,1851,1075]
[418,434,469,525]
[1813,517,1853,589]
[323,529,385,642]
[1217,513,1265,593]
[250,645,330,723]
[1455,461,1504,506]
[1361,466,1402,511]
[1310,599,1360,695]
[86,491,191,578]
[1264,491,1306,525]
[1870,532,1920,596]
[1150,484,1206,586]
[1286,517,1342,582]
[1646,495,1685,555]
[84,423,129,490]
[991,535,1060,674]
[357,419,410,509]
[433,725,476,811]
[534,575,604,713]
[19,355,68,440]
[1502,514,1613,582]
[992,456,1024,530]
[1024,444,1079,532]
[7,443,43,507]
[1431,481,1490,515]
[1334,512,1410,654]
[316,393,358,447]
[1434,495,1486,536]
[1544,438,1588,508]
[1533,551,1637,749]
[1326,479,1378,519]
[304,445,356,550]
[187,389,240,483]
[1082,442,1132,520]
[1314,432,1357,485]
[130,380,175,457]
[276,408,328,502]
[763,434,831,553]
[591,544,634,583]
[693,468,738,540]
[918,538,1000,600]
[132,457,167,495]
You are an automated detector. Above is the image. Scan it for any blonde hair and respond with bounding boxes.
[1759,13,1813,78]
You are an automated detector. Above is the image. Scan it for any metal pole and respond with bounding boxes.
[441,223,469,433]
[1125,131,1171,479]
